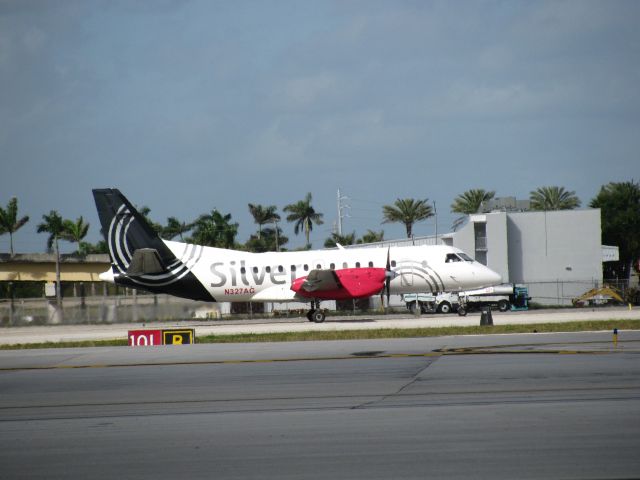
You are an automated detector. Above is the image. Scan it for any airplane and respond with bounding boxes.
[93,188,502,322]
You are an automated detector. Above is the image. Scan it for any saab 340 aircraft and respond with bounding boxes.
[93,189,502,322]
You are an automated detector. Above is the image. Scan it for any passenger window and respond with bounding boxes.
[253,266,259,273]
[330,263,335,270]
[316,264,321,269]
[278,265,284,273]
[304,264,309,271]
[240,267,246,274]
[368,261,373,267]
[291,265,296,272]
[343,262,348,269]
[266,266,271,273]
[355,262,360,268]
[391,260,396,267]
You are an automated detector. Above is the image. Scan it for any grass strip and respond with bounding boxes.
[1,319,638,350]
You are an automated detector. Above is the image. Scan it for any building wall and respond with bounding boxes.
[506,209,602,283]
[0,254,110,282]
[486,212,509,282]
[505,209,603,304]
[452,218,475,257]
[449,209,603,305]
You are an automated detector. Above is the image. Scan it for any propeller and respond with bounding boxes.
[381,247,395,309]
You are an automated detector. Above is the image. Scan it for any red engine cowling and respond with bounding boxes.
[291,267,387,300]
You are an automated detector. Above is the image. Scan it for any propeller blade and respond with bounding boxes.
[385,247,391,303]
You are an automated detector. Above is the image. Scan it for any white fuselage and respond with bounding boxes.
[101,242,502,302]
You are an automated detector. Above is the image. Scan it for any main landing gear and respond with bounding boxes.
[306,300,325,323]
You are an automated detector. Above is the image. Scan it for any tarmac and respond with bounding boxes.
[1,305,638,345]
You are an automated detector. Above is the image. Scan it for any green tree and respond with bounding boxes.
[382,198,433,238]
[189,210,238,248]
[62,216,90,254]
[450,189,495,230]
[162,216,193,241]
[244,227,288,253]
[37,210,65,307]
[590,180,640,281]
[358,229,385,244]
[284,193,324,247]
[530,186,581,211]
[78,240,109,256]
[0,197,29,255]
[324,231,356,248]
[248,204,280,239]
[137,206,164,235]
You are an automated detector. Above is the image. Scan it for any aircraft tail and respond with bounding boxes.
[92,188,214,301]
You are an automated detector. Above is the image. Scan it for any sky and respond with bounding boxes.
[1,0,639,253]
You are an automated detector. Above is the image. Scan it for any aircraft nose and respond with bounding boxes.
[487,267,502,285]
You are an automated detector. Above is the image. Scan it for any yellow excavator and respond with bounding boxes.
[572,285,626,307]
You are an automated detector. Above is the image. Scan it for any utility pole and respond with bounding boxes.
[337,188,350,236]
[433,200,438,245]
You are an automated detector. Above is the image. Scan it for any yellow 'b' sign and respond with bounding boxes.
[161,329,194,345]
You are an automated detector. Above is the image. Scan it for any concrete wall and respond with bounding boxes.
[486,212,509,282]
[506,209,602,283]
[450,209,603,305]
[0,254,110,282]
[452,218,475,257]
[506,209,602,304]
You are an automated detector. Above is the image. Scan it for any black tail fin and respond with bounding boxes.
[92,188,214,301]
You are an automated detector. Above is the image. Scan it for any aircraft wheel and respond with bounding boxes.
[312,310,326,323]
[457,306,467,317]
[306,310,315,322]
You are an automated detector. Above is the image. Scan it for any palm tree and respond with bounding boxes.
[450,189,496,230]
[248,204,280,239]
[324,231,356,248]
[37,211,65,307]
[78,240,109,256]
[0,197,29,255]
[162,216,193,241]
[530,186,581,211]
[284,193,324,247]
[62,216,90,254]
[245,227,288,253]
[382,198,433,238]
[189,210,238,248]
[358,229,385,244]
[137,206,164,234]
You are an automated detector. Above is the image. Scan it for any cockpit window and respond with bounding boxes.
[445,253,462,263]
[458,252,474,262]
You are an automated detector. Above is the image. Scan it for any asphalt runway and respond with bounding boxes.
[2,305,640,345]
[1,331,639,479]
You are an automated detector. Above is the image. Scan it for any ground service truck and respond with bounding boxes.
[456,284,530,316]
[404,284,530,316]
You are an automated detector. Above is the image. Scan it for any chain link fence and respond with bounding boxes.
[0,293,205,326]
[1,278,637,326]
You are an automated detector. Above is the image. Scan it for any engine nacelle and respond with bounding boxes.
[291,267,387,300]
